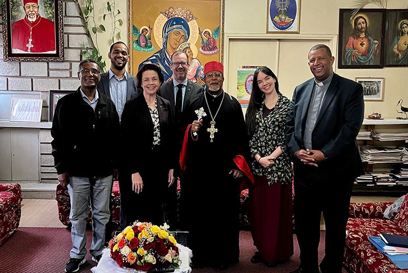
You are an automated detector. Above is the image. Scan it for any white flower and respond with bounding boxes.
[120,245,131,256]
[160,223,170,230]
[144,253,157,264]
[164,252,172,262]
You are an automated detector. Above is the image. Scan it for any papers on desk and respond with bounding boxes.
[368,236,408,269]
[372,132,408,141]
[360,146,404,164]
[383,245,408,254]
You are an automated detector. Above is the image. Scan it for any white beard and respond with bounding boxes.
[27,14,37,22]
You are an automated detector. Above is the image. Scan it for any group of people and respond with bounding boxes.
[52,42,364,273]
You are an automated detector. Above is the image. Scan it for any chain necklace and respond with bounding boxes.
[204,91,225,142]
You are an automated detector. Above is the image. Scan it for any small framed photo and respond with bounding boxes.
[267,0,300,33]
[2,0,64,61]
[338,9,385,68]
[356,78,384,101]
[49,90,74,121]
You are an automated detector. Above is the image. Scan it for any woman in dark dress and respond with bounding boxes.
[245,66,294,266]
[120,64,176,227]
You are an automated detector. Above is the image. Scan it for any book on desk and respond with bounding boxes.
[368,236,408,269]
[380,233,408,248]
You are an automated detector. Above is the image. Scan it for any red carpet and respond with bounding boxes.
[0,227,334,273]
[0,227,94,273]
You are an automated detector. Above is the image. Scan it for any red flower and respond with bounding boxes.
[129,237,139,249]
[137,263,154,271]
[156,240,168,256]
[144,241,156,251]
[118,238,126,249]
[115,255,123,268]
[111,250,119,259]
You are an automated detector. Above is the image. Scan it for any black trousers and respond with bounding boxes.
[293,164,353,273]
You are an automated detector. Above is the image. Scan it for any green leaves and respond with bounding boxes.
[81,47,107,72]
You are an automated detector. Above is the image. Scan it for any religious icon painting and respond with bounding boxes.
[128,0,224,81]
[2,0,64,61]
[384,9,408,67]
[236,68,256,107]
[267,0,300,33]
[338,9,385,69]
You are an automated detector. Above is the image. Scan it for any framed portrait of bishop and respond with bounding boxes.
[2,0,64,61]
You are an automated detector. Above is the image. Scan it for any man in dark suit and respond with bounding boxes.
[97,41,139,120]
[97,41,138,233]
[159,50,202,229]
[288,44,364,273]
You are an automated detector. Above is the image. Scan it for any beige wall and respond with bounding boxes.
[93,0,408,118]
[223,0,408,118]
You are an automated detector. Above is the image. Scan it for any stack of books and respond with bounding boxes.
[369,233,408,269]
[379,233,408,250]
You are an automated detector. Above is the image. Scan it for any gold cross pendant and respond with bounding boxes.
[207,120,218,143]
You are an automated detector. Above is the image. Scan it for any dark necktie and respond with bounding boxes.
[176,84,183,114]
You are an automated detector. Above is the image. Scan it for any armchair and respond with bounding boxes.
[344,195,408,273]
[0,183,22,245]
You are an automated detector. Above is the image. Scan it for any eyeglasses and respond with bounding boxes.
[80,68,100,75]
[171,62,188,67]
[206,72,223,78]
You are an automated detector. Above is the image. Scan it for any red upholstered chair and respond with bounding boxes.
[344,194,408,273]
[55,181,121,231]
[0,183,22,245]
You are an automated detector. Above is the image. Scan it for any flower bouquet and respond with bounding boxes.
[109,221,181,272]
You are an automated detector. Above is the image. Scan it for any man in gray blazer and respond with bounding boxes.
[97,41,139,120]
[288,44,364,273]
[159,50,202,229]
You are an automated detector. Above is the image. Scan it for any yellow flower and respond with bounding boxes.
[168,235,177,246]
[113,243,119,252]
[150,225,160,235]
[116,232,124,242]
[123,226,132,234]
[125,228,135,241]
[137,247,146,256]
[158,229,169,239]
[139,229,150,240]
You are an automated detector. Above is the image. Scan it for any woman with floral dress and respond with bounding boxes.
[245,66,294,266]
[120,64,176,227]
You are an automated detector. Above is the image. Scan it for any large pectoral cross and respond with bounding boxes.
[207,120,218,142]
[26,30,33,52]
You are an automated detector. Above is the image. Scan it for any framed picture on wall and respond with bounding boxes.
[338,9,385,68]
[128,0,224,81]
[49,90,74,121]
[2,0,64,61]
[356,77,384,101]
[384,9,408,67]
[267,0,300,33]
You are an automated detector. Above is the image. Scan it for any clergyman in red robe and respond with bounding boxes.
[11,0,56,53]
